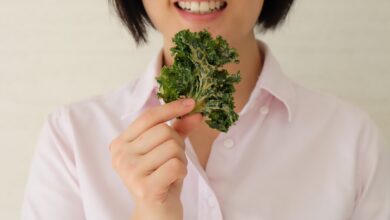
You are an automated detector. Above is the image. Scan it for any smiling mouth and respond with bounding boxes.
[174,1,228,14]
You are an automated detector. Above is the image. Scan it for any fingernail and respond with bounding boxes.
[182,98,194,107]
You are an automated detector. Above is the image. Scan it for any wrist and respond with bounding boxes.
[130,202,183,220]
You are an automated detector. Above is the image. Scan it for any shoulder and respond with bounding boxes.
[290,79,383,142]
[47,78,140,127]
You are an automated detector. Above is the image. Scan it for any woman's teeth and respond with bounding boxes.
[176,1,227,14]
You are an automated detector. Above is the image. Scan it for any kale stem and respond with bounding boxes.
[192,99,205,114]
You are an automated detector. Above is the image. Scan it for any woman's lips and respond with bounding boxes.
[174,1,227,23]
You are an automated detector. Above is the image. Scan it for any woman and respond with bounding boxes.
[22,0,390,219]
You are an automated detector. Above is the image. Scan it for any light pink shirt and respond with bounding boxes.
[22,41,390,220]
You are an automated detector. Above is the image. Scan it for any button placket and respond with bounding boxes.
[207,194,216,208]
[198,178,223,220]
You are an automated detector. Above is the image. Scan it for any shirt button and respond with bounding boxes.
[207,195,216,208]
[223,138,234,149]
[260,106,269,115]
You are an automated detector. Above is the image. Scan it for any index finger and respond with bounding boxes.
[120,98,195,142]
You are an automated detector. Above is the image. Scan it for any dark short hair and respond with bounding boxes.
[109,0,295,45]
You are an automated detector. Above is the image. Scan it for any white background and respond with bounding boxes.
[1,0,389,219]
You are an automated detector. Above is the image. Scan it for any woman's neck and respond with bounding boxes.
[161,32,264,113]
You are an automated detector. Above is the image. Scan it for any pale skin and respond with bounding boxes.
[109,0,265,219]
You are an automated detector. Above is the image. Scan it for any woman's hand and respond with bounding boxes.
[109,98,202,220]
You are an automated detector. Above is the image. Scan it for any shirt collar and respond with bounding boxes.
[120,40,296,123]
[257,41,296,122]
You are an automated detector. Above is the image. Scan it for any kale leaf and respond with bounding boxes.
[156,29,241,132]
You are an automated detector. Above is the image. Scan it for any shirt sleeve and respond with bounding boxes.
[21,107,85,220]
[349,113,390,220]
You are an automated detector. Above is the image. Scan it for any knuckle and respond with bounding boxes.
[158,124,172,139]
[132,183,144,199]
[167,140,183,155]
[180,162,188,177]
[171,141,183,152]
[128,159,139,172]
[165,140,187,165]
[133,180,149,200]
[113,152,133,171]
[124,175,134,188]
[125,171,138,186]
[169,158,187,178]
[161,139,176,153]
[111,153,123,170]
[181,165,188,178]
[109,137,122,152]
[168,158,183,170]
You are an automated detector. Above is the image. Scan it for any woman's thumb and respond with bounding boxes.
[172,113,203,139]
